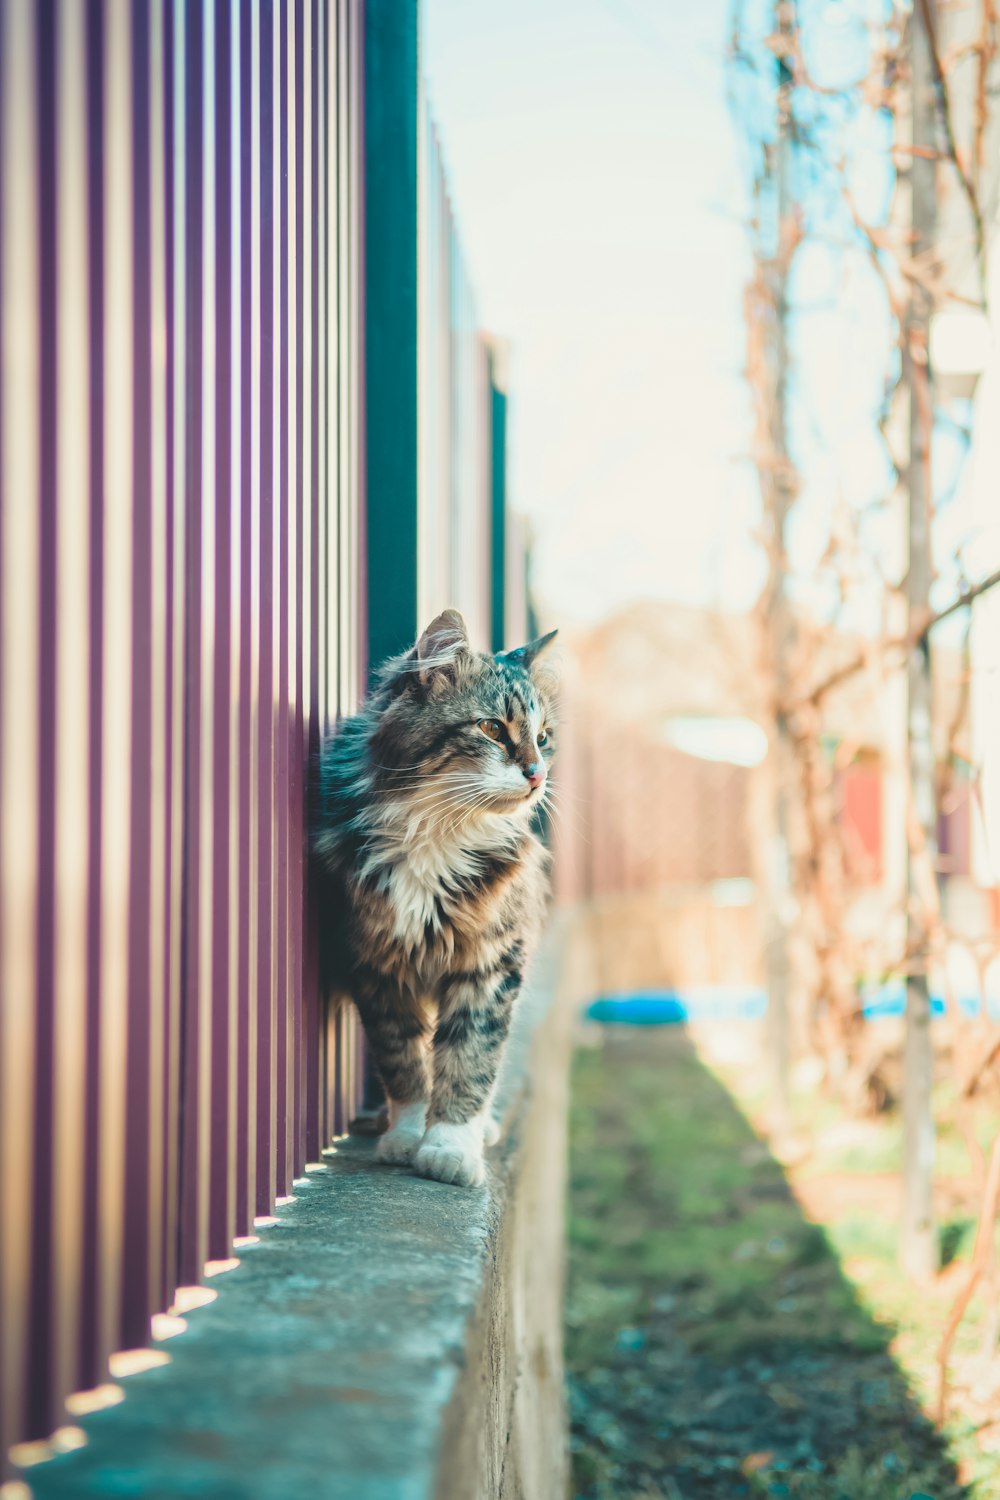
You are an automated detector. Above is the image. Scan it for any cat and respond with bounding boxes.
[312,608,557,1188]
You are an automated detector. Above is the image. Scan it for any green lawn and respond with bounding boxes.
[566,1027,982,1500]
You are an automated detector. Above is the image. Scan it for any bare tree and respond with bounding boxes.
[730,0,1000,1316]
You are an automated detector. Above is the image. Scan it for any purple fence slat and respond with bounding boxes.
[0,0,5,1441]
[0,1,40,1455]
[235,0,254,1243]
[256,0,277,1220]
[274,0,289,1200]
[179,0,206,1293]
[80,0,106,1398]
[304,0,323,1165]
[291,0,306,1184]
[122,0,154,1353]
[209,0,234,1264]
[28,0,59,1442]
[161,0,179,1323]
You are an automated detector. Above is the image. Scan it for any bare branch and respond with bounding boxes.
[917,566,1000,639]
[784,568,1000,715]
[916,0,988,288]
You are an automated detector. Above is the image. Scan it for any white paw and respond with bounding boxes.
[413,1121,485,1188]
[483,1114,501,1148]
[376,1128,422,1166]
[375,1101,427,1167]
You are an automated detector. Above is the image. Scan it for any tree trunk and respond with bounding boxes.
[901,0,938,1281]
[764,0,797,1131]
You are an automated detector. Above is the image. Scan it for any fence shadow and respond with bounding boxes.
[566,1027,967,1500]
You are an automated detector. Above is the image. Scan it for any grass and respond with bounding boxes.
[565,1027,992,1500]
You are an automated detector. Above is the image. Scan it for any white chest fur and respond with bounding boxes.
[361,802,519,950]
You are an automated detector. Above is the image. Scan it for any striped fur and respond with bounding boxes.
[312,610,557,1187]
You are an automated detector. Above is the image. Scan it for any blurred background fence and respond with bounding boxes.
[0,0,524,1464]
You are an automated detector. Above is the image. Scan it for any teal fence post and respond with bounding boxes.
[359,0,419,1116]
[489,343,508,654]
[364,0,419,678]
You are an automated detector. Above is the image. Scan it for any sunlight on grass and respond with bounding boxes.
[701,1038,1000,1493]
[566,1028,993,1500]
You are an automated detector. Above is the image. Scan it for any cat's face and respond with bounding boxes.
[370,610,557,820]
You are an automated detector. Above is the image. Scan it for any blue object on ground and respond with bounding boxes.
[585,984,999,1026]
[585,987,767,1025]
[858,979,998,1020]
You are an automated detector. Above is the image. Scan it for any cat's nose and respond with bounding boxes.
[523,763,545,789]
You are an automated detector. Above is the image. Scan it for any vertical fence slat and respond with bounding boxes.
[1,0,40,1449]
[316,0,334,1152]
[147,0,171,1336]
[274,0,290,1201]
[28,0,60,1439]
[51,0,90,1421]
[353,0,366,713]
[224,0,243,1255]
[255,0,277,1219]
[207,0,234,1263]
[330,0,347,1137]
[292,0,306,1180]
[303,0,323,1164]
[100,0,133,1370]
[179,0,207,1289]
[161,0,184,1319]
[78,0,105,1396]
[349,0,364,1120]
[326,0,339,732]
[121,0,154,1352]
[235,0,255,1242]
[0,0,7,1443]
[196,0,220,1274]
[337,0,350,717]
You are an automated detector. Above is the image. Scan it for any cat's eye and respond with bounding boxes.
[537,728,549,747]
[478,718,504,742]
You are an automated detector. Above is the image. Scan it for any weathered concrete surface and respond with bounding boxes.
[21,927,578,1500]
[433,922,586,1500]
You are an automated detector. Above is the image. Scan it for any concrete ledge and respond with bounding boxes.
[21,929,575,1500]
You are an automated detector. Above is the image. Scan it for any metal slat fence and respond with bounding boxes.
[0,0,365,1459]
[417,105,499,646]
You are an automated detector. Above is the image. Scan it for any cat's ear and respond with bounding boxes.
[498,628,558,672]
[416,609,469,687]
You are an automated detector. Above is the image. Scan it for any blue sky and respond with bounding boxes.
[423,0,762,626]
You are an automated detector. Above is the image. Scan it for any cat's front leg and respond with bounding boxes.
[352,979,432,1167]
[414,966,521,1188]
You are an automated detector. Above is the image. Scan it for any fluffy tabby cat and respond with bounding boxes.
[312,609,557,1188]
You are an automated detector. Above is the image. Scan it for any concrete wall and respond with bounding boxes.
[434,920,590,1500]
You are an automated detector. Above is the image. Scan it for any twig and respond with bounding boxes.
[784,567,1000,715]
[975,0,998,182]
[916,0,988,290]
[915,566,1000,641]
[961,1034,1000,1099]
[938,1131,1000,1422]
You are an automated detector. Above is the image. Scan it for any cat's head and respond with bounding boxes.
[369,609,558,821]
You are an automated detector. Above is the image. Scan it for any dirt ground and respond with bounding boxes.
[565,1027,996,1500]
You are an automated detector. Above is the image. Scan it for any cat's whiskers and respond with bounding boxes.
[397,778,528,821]
[539,785,589,845]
